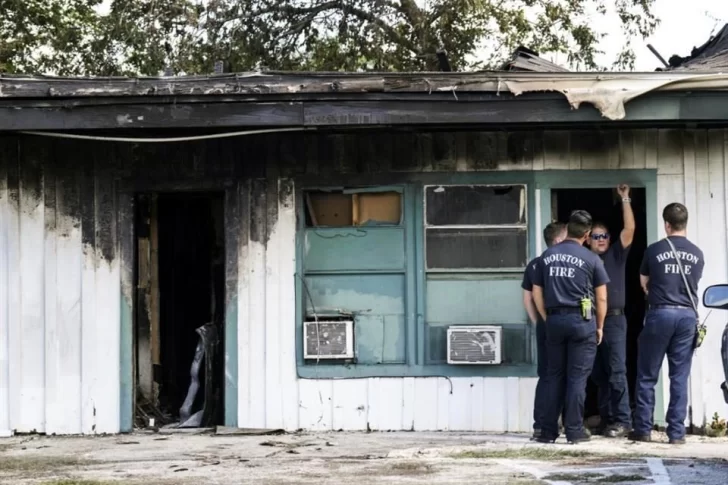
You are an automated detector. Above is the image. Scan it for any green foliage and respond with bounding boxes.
[0,0,659,76]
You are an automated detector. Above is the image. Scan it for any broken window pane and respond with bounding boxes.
[426,228,528,269]
[305,189,402,227]
[425,185,526,226]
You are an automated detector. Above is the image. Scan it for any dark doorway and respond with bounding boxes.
[552,187,647,426]
[134,192,225,429]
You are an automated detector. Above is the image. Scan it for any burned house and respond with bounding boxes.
[2,63,728,436]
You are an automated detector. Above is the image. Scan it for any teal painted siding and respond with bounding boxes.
[296,167,659,381]
[425,278,526,323]
[304,274,407,364]
[304,228,405,272]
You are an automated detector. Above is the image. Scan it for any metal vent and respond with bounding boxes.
[304,320,354,360]
[447,325,502,365]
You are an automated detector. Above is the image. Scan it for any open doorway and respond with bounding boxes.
[134,192,225,429]
[552,187,647,426]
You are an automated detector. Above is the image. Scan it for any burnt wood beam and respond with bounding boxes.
[0,92,728,131]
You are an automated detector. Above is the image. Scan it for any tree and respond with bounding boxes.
[0,0,659,76]
[0,0,103,75]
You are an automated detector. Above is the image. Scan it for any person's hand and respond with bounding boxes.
[617,184,630,198]
[596,328,603,345]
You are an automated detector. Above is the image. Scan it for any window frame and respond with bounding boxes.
[423,183,529,273]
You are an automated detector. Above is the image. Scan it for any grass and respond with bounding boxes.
[543,472,647,483]
[0,455,94,472]
[450,447,591,460]
[386,461,434,475]
[40,481,117,485]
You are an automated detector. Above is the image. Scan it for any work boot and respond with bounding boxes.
[605,424,631,438]
[535,435,556,444]
[567,428,592,444]
[627,431,651,442]
[669,438,686,445]
[531,428,541,440]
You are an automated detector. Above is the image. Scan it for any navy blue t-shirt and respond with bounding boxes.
[640,236,704,308]
[534,240,610,308]
[521,256,540,292]
[601,238,631,310]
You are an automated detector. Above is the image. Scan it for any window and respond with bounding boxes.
[304,189,402,227]
[424,185,528,270]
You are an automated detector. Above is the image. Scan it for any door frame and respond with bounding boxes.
[534,169,665,426]
[119,181,239,432]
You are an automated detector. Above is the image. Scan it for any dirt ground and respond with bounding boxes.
[1,430,727,485]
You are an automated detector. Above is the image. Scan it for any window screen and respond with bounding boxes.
[424,185,527,270]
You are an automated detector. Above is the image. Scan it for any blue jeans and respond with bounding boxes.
[633,308,695,440]
[542,313,598,440]
[591,314,632,428]
[533,319,547,430]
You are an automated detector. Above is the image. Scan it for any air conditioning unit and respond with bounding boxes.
[304,319,355,360]
[447,325,502,365]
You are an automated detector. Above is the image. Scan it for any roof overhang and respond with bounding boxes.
[2,71,728,131]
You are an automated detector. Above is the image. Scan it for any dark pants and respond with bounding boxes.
[634,308,695,440]
[533,320,547,430]
[542,313,597,440]
[590,314,632,428]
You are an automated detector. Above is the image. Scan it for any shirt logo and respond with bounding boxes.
[542,253,585,278]
[655,250,700,275]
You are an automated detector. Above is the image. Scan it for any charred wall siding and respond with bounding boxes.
[1,128,726,434]
[0,136,120,435]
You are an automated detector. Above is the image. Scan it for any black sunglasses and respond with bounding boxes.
[591,233,610,241]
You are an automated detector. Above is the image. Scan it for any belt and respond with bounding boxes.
[649,305,692,310]
[607,309,624,316]
[546,307,580,315]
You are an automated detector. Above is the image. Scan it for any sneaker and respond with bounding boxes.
[627,431,651,442]
[605,424,631,438]
[535,435,556,444]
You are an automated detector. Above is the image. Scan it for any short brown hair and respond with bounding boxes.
[663,203,688,231]
[543,222,566,247]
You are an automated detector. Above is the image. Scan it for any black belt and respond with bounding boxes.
[547,307,580,315]
[649,305,692,310]
[607,309,624,316]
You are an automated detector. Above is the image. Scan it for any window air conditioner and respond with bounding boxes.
[447,325,502,365]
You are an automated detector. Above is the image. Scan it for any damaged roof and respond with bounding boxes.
[667,24,728,71]
[3,70,728,121]
[4,68,728,131]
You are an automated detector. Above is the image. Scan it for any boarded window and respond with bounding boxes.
[305,189,402,227]
[424,185,527,270]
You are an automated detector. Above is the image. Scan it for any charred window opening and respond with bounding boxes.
[304,188,402,227]
[424,185,528,270]
[135,192,225,430]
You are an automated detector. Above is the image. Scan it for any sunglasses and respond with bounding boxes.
[591,233,610,241]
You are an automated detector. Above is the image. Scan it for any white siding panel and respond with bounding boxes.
[18,170,46,433]
[332,379,367,430]
[0,142,122,436]
[0,155,9,436]
[413,378,439,430]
